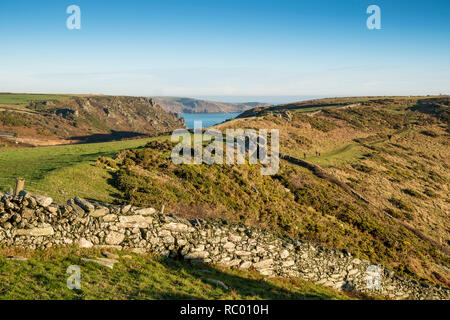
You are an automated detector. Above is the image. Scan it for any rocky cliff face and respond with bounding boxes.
[68,96,185,136]
[1,191,448,300]
[153,97,266,114]
[1,95,186,145]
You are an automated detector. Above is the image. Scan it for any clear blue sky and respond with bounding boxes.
[0,0,449,102]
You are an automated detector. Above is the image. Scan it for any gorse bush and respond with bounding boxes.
[401,188,423,199]
[96,156,119,170]
[420,130,439,137]
[116,142,299,227]
[0,111,29,127]
[389,197,414,212]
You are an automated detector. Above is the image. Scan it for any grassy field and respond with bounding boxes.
[0,247,350,300]
[303,142,366,168]
[0,93,69,108]
[0,137,166,202]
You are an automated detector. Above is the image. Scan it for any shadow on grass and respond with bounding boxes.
[69,131,148,144]
[149,257,344,300]
[408,98,449,123]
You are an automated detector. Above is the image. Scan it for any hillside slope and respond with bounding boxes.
[217,96,449,245]
[0,94,185,147]
[153,97,266,114]
[109,96,449,288]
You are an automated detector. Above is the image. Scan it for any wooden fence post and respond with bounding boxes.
[15,178,25,196]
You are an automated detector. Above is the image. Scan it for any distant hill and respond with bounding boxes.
[237,95,450,119]
[152,97,267,114]
[0,93,185,146]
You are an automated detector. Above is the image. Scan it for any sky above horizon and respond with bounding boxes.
[0,0,449,103]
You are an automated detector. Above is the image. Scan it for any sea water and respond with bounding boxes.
[180,113,241,129]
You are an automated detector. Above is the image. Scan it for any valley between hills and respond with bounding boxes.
[0,93,448,299]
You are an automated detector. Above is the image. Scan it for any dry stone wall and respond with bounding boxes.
[0,191,449,300]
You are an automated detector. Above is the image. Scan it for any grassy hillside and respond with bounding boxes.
[237,95,448,119]
[0,137,167,202]
[111,139,449,287]
[0,247,351,300]
[215,97,449,246]
[106,97,448,288]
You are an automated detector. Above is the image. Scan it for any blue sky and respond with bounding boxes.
[0,0,449,102]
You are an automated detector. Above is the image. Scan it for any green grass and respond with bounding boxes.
[0,93,69,107]
[0,247,350,300]
[0,137,167,201]
[306,143,366,168]
[34,162,121,203]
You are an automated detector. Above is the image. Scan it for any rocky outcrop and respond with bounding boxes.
[0,95,186,146]
[0,192,448,300]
